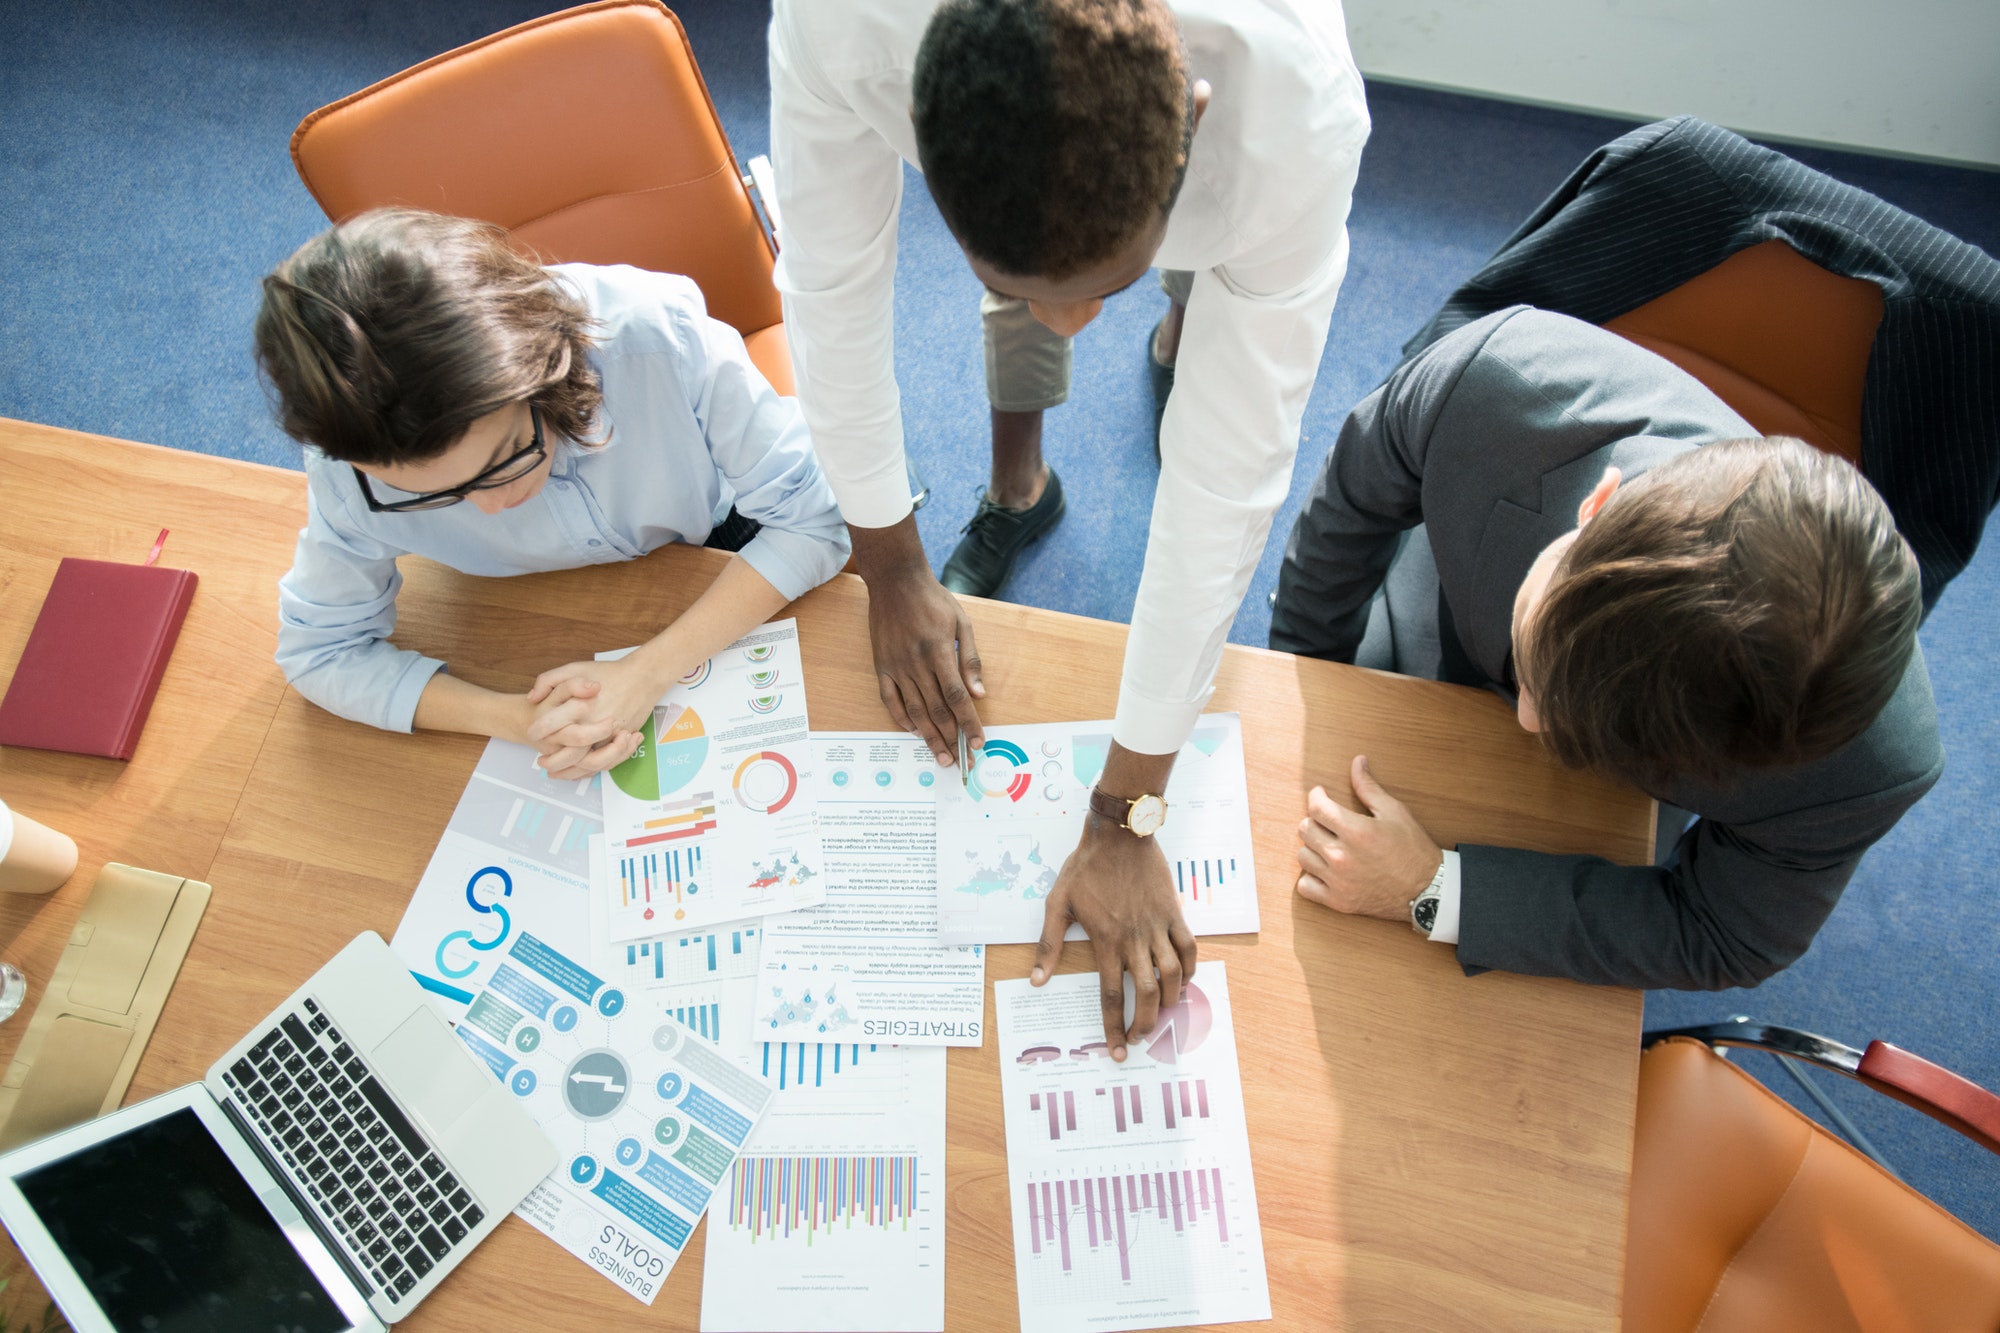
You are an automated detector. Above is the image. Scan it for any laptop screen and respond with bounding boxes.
[16,1106,349,1333]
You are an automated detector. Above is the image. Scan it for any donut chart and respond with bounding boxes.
[968,738,1032,803]
[732,750,800,814]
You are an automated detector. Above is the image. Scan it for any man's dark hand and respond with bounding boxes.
[1030,742,1196,1060]
[851,515,986,764]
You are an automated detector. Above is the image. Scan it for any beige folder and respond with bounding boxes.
[0,863,210,1151]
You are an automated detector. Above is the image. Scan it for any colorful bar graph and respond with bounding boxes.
[1024,1168,1231,1280]
[761,1042,877,1091]
[617,846,705,909]
[727,1154,918,1241]
[1172,857,1237,902]
[628,791,719,847]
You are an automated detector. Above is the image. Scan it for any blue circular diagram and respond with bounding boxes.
[510,1069,537,1097]
[615,1137,644,1167]
[570,1155,598,1184]
[597,988,626,1018]
[552,1006,578,1033]
[563,1050,630,1121]
[656,1071,685,1101]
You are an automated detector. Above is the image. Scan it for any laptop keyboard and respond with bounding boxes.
[221,998,486,1306]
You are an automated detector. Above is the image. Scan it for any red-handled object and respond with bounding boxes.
[1859,1041,2000,1156]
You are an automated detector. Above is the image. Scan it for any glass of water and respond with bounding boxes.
[0,963,26,1022]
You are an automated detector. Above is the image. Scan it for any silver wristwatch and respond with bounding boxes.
[1409,857,1449,936]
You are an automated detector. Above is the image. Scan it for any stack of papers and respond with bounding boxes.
[389,618,1269,1332]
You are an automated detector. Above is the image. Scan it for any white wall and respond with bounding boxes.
[1344,0,2000,169]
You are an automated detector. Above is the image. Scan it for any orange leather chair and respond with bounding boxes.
[1405,116,2000,611]
[1602,240,1881,468]
[288,0,792,394]
[1627,1020,2000,1332]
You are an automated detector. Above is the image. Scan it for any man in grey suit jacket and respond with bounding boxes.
[1270,306,1942,991]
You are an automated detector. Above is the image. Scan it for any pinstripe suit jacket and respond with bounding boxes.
[1271,309,1943,991]
[1406,116,2000,613]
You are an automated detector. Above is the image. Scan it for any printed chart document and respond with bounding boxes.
[590,836,764,1055]
[700,1045,946,1332]
[755,734,985,1047]
[994,962,1270,1333]
[939,714,1259,944]
[456,933,775,1305]
[392,738,601,1020]
[598,619,825,940]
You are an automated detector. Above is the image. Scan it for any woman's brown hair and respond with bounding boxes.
[1518,437,1921,788]
[253,208,604,466]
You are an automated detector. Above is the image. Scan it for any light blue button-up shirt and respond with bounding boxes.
[275,263,851,732]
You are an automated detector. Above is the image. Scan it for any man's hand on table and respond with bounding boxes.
[1031,744,1197,1062]
[1295,754,1442,922]
[851,515,986,766]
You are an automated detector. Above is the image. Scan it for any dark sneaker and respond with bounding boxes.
[939,469,1067,598]
[1148,319,1176,464]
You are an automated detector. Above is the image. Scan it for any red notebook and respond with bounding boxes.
[0,558,199,760]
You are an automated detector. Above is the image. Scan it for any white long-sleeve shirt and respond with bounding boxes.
[275,264,851,732]
[769,0,1369,753]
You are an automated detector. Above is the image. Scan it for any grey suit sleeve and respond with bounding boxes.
[1269,313,1502,660]
[1455,759,1943,990]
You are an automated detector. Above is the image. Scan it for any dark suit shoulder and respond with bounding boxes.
[1665,644,1943,849]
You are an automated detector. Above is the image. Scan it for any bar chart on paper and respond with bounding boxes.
[996,963,1270,1333]
[702,1047,946,1333]
[1021,1160,1260,1297]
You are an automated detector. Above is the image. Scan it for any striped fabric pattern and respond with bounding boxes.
[1405,116,2000,612]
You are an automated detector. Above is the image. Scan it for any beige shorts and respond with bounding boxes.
[981,268,1195,411]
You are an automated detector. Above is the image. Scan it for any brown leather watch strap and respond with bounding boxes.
[1088,789,1135,824]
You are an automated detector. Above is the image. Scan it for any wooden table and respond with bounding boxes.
[0,418,1653,1331]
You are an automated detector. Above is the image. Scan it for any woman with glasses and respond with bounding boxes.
[257,208,850,778]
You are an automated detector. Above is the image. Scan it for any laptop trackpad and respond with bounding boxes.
[370,1010,489,1138]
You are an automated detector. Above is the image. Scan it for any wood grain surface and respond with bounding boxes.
[0,419,1653,1331]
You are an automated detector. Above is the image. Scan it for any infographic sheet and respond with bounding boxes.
[598,620,825,940]
[589,836,764,1056]
[392,738,601,1021]
[455,933,774,1305]
[994,963,1270,1333]
[755,734,985,1047]
[938,714,1259,945]
[700,1045,946,1332]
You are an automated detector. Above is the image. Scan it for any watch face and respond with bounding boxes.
[1127,794,1167,838]
[1413,895,1439,933]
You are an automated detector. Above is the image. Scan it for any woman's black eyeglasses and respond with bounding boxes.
[354,406,548,513]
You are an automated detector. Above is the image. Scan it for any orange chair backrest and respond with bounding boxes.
[1604,240,1883,466]
[1625,1038,2000,1333]
[289,0,781,340]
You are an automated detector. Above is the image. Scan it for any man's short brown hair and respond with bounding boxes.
[254,208,604,466]
[912,0,1189,279]
[1519,437,1921,788]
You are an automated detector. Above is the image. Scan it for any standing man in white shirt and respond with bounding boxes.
[771,0,1369,1056]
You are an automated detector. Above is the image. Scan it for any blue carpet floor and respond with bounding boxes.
[4,0,1997,1242]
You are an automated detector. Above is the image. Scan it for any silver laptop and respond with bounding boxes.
[0,932,556,1331]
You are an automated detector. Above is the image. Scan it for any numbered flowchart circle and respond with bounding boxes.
[597,988,626,1018]
[510,1068,538,1097]
[653,1116,683,1147]
[655,1070,686,1102]
[615,1137,644,1168]
[514,1027,541,1053]
[570,1155,598,1185]
[552,1006,579,1033]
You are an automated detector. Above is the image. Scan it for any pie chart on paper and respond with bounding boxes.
[732,751,799,814]
[610,704,710,802]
